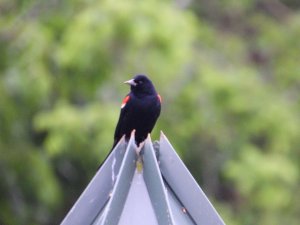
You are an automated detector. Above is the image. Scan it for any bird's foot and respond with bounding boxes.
[135,141,145,155]
[135,141,145,173]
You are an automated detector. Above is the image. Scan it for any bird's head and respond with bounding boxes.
[124,74,157,96]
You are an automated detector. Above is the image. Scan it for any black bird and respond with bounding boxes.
[112,74,161,149]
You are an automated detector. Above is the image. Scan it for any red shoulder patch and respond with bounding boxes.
[121,95,130,108]
[157,94,162,103]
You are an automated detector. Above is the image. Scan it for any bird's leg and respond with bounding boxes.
[135,141,145,173]
[135,141,145,154]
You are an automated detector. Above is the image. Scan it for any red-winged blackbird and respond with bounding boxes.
[112,74,161,149]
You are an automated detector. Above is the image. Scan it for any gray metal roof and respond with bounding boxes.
[61,132,225,225]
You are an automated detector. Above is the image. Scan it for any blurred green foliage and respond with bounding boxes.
[0,0,300,224]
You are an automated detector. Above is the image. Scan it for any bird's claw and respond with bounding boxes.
[135,141,145,173]
[135,141,145,155]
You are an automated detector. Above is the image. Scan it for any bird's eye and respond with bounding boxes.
[138,80,143,84]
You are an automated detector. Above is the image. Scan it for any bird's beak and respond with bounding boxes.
[124,79,137,86]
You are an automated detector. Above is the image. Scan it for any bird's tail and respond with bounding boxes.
[97,144,115,170]
[97,136,124,170]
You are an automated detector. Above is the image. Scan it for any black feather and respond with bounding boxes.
[112,74,161,149]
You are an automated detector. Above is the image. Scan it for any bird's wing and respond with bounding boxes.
[113,94,131,145]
